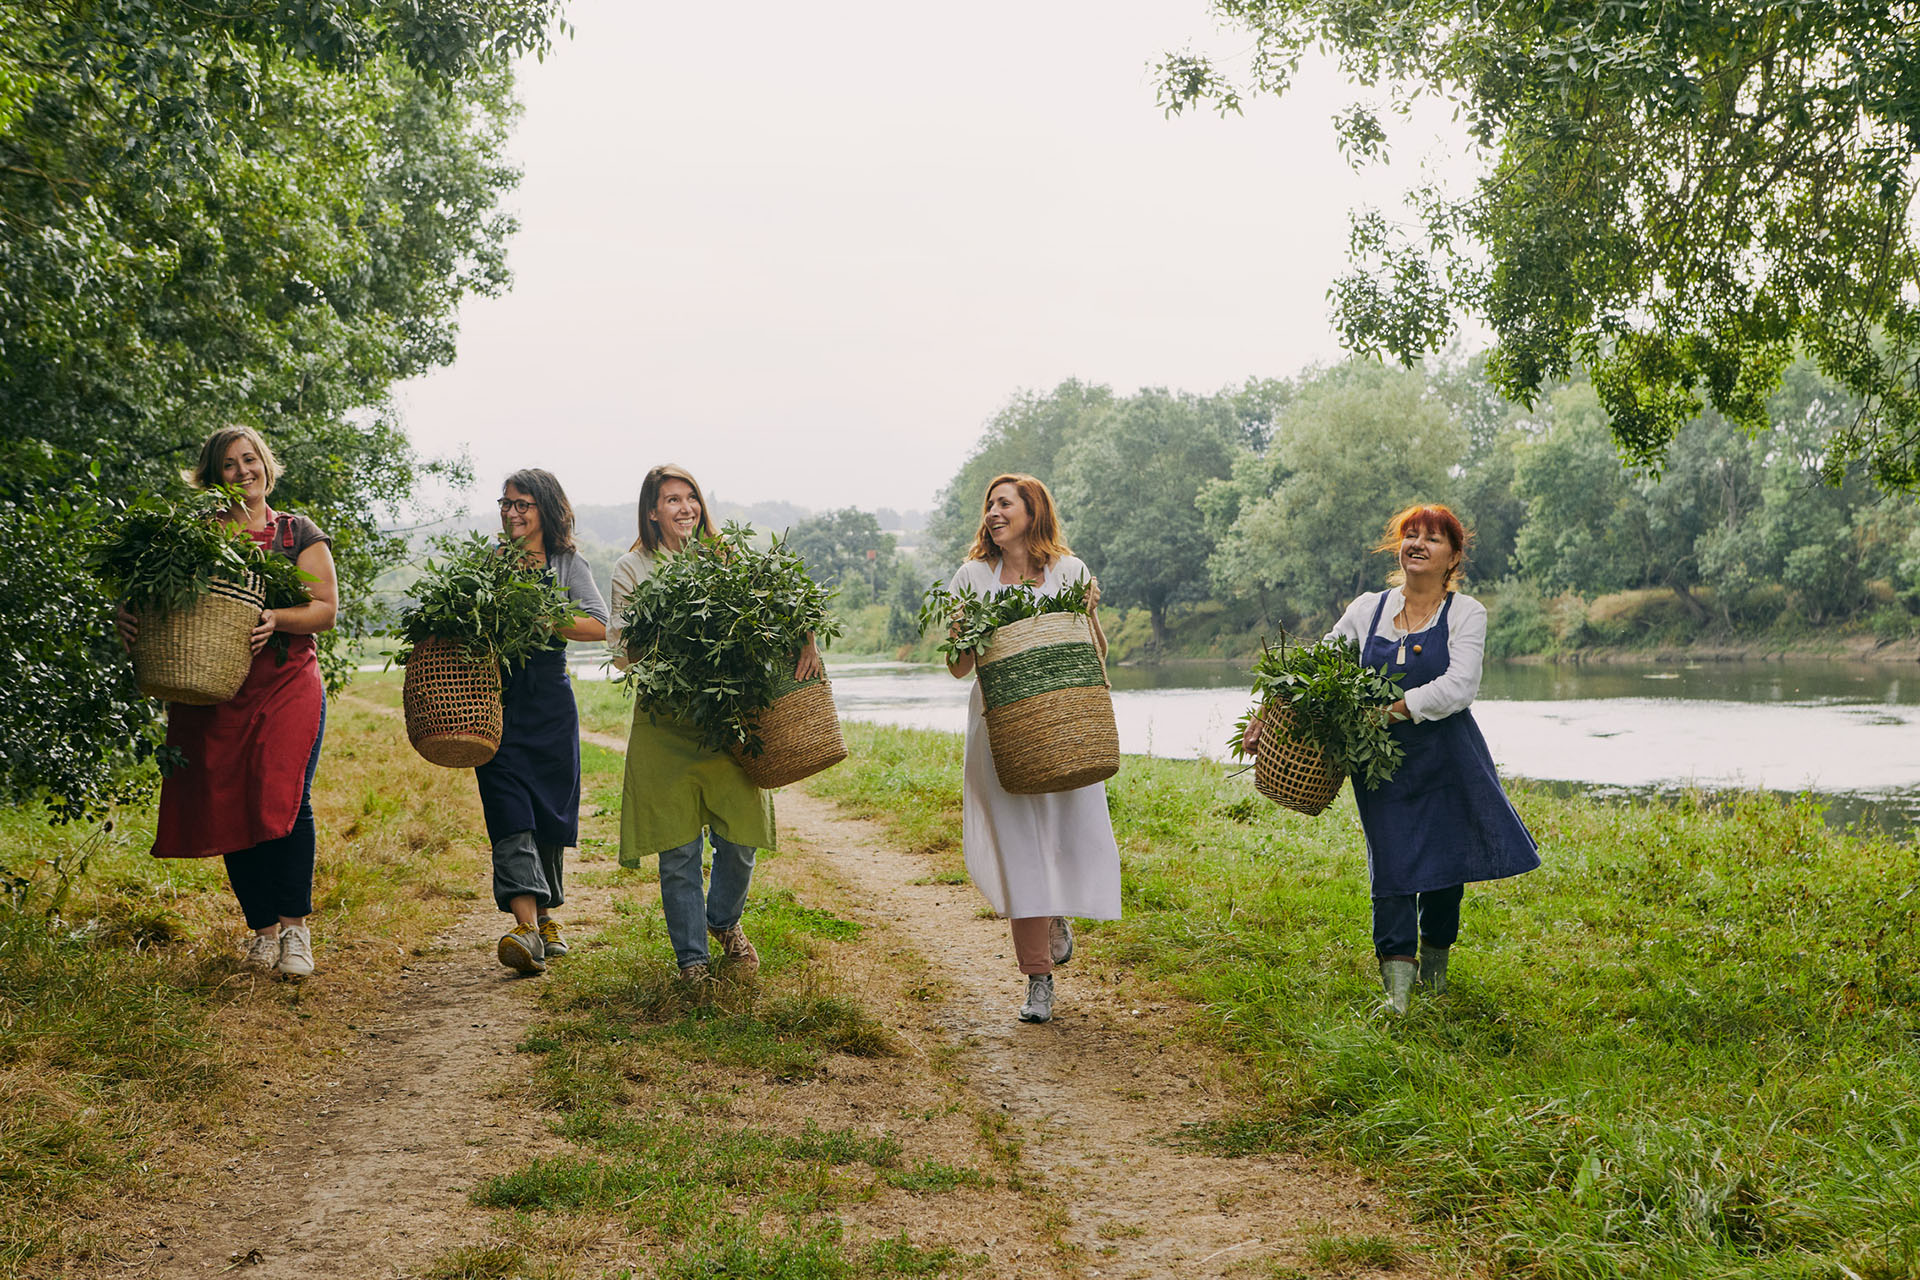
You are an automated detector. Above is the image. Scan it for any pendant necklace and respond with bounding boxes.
[1395,595,1440,665]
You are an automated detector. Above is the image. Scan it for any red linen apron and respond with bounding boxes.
[151,513,325,859]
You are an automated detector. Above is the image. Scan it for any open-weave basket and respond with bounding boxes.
[1253,701,1345,816]
[132,575,263,705]
[733,673,848,789]
[403,637,503,768]
[977,611,1119,795]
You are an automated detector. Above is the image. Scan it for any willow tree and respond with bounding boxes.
[1161,2,1920,488]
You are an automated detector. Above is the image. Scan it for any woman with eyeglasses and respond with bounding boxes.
[480,470,608,975]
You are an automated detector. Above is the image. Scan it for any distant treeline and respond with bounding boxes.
[864,358,1920,658]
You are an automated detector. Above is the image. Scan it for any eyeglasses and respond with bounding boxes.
[498,498,537,515]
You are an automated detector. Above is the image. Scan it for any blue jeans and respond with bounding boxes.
[658,829,756,968]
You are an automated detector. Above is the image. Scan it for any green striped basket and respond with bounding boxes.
[732,670,848,789]
[976,611,1119,794]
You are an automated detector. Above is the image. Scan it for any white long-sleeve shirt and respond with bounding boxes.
[1324,588,1488,724]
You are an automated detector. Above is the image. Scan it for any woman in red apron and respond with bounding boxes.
[120,427,338,977]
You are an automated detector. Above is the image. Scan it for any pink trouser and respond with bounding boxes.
[1010,916,1053,976]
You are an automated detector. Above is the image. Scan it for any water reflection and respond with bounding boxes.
[816,659,1920,835]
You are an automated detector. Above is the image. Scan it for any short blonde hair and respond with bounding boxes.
[186,426,281,495]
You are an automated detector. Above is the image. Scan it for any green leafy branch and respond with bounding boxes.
[391,533,579,670]
[618,522,843,757]
[89,487,262,616]
[1230,634,1407,790]
[915,578,1094,665]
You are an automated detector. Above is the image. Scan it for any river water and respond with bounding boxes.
[812,658,1920,833]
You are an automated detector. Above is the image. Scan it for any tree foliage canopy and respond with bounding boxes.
[1161,1,1920,490]
[1,0,563,820]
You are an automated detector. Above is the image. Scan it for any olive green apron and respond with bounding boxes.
[618,707,776,865]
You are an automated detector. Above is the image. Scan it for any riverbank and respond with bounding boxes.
[804,722,1920,1278]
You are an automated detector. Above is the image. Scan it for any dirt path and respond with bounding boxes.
[132,716,1431,1279]
[139,872,617,1279]
[770,784,1430,1279]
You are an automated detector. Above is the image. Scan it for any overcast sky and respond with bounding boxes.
[395,0,1475,521]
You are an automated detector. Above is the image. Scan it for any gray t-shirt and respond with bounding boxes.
[547,549,610,626]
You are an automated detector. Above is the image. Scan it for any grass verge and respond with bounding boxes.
[0,691,491,1275]
[803,721,1920,1279]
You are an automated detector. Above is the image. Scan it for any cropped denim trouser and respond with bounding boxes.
[658,829,756,968]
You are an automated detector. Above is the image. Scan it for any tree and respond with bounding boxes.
[786,508,897,607]
[1160,2,1920,491]
[1055,388,1241,646]
[1210,362,1462,623]
[927,380,1115,564]
[1,1,563,819]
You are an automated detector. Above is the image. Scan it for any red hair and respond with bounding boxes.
[967,473,1074,568]
[1375,504,1470,588]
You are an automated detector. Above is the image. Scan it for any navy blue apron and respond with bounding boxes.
[1352,591,1539,896]
[474,629,581,849]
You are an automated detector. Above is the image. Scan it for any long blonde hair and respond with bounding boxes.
[966,473,1073,568]
[185,425,281,495]
[632,464,721,554]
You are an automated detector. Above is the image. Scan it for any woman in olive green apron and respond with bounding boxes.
[606,464,821,981]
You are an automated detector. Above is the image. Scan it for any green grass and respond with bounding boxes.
[804,721,1920,1280]
[478,860,989,1273]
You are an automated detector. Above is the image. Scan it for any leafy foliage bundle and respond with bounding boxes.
[1231,636,1406,789]
[90,490,262,615]
[916,579,1094,665]
[392,535,579,669]
[619,524,842,756]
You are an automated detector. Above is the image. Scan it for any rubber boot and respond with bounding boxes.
[1418,945,1449,994]
[1379,958,1416,1015]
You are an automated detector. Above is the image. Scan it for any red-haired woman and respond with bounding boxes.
[1263,504,1537,1014]
[944,474,1121,1024]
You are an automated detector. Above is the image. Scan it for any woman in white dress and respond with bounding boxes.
[944,473,1122,1024]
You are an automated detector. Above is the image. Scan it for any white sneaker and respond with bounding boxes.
[275,923,315,978]
[244,932,279,971]
[1018,973,1055,1023]
[1048,916,1074,966]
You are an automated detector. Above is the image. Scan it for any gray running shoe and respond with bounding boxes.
[537,917,569,957]
[1379,958,1416,1015]
[244,932,279,972]
[1048,916,1074,966]
[1417,945,1449,994]
[498,923,546,975]
[275,923,314,978]
[1018,973,1055,1023]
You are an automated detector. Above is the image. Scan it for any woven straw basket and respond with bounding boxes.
[132,576,263,705]
[402,637,503,768]
[734,674,848,789]
[1253,701,1345,816]
[977,611,1119,794]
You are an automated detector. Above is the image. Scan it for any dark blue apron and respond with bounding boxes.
[474,631,581,848]
[1352,591,1539,896]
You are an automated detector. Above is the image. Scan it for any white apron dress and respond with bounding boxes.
[949,555,1123,920]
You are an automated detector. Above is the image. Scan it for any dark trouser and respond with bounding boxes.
[224,701,326,931]
[492,830,565,913]
[1372,884,1464,959]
